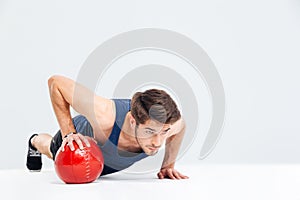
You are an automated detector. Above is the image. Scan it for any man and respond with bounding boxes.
[26,75,188,179]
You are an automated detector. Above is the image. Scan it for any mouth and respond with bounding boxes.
[148,147,159,151]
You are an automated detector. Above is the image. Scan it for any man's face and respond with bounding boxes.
[135,120,171,156]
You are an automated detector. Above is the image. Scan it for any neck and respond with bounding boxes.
[119,112,142,153]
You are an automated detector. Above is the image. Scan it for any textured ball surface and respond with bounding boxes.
[54,137,104,184]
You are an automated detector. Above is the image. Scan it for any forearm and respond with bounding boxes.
[48,76,76,137]
[161,126,186,169]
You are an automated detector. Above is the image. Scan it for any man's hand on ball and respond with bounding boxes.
[61,133,91,151]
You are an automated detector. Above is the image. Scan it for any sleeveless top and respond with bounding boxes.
[71,99,148,176]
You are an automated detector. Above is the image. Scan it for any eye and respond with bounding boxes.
[161,130,169,135]
[145,130,154,134]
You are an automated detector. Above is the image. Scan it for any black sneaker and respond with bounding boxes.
[26,134,42,172]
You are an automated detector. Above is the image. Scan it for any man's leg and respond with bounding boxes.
[31,134,53,159]
[26,133,53,171]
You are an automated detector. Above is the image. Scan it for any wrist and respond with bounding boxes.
[63,131,77,138]
[161,163,175,169]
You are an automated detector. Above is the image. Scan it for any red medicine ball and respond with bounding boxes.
[54,137,104,184]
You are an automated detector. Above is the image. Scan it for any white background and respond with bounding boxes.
[0,0,300,170]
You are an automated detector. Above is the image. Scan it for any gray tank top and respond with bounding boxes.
[72,99,148,176]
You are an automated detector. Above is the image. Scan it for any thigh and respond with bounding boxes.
[49,130,63,161]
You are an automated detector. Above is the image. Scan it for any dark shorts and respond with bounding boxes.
[50,115,94,160]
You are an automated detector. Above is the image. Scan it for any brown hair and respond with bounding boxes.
[130,89,181,125]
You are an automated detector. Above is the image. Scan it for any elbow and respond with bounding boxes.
[48,75,61,91]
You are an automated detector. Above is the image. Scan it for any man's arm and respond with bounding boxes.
[157,120,189,179]
[48,75,112,150]
[48,76,76,138]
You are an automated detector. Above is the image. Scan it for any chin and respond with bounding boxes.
[145,150,159,156]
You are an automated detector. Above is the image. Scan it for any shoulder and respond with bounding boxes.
[169,118,186,137]
[89,97,116,143]
[93,98,131,128]
[93,97,116,128]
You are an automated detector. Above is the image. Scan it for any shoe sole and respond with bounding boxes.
[29,170,41,172]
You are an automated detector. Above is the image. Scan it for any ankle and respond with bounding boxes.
[29,134,38,150]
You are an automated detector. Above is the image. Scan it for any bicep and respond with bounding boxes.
[49,75,111,122]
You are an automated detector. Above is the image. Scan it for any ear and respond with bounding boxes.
[128,112,136,128]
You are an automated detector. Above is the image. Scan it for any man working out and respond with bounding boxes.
[26,75,188,179]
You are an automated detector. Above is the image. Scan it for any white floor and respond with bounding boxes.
[2,164,300,200]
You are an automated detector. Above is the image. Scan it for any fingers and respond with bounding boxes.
[158,169,189,180]
[172,170,181,180]
[166,168,176,180]
[175,171,189,179]
[61,133,91,152]
[157,172,164,179]
[66,134,76,151]
[178,172,189,179]
[61,137,68,151]
[74,135,83,150]
[78,134,91,148]
[90,137,98,144]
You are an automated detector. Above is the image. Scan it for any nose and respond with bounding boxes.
[151,134,162,148]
